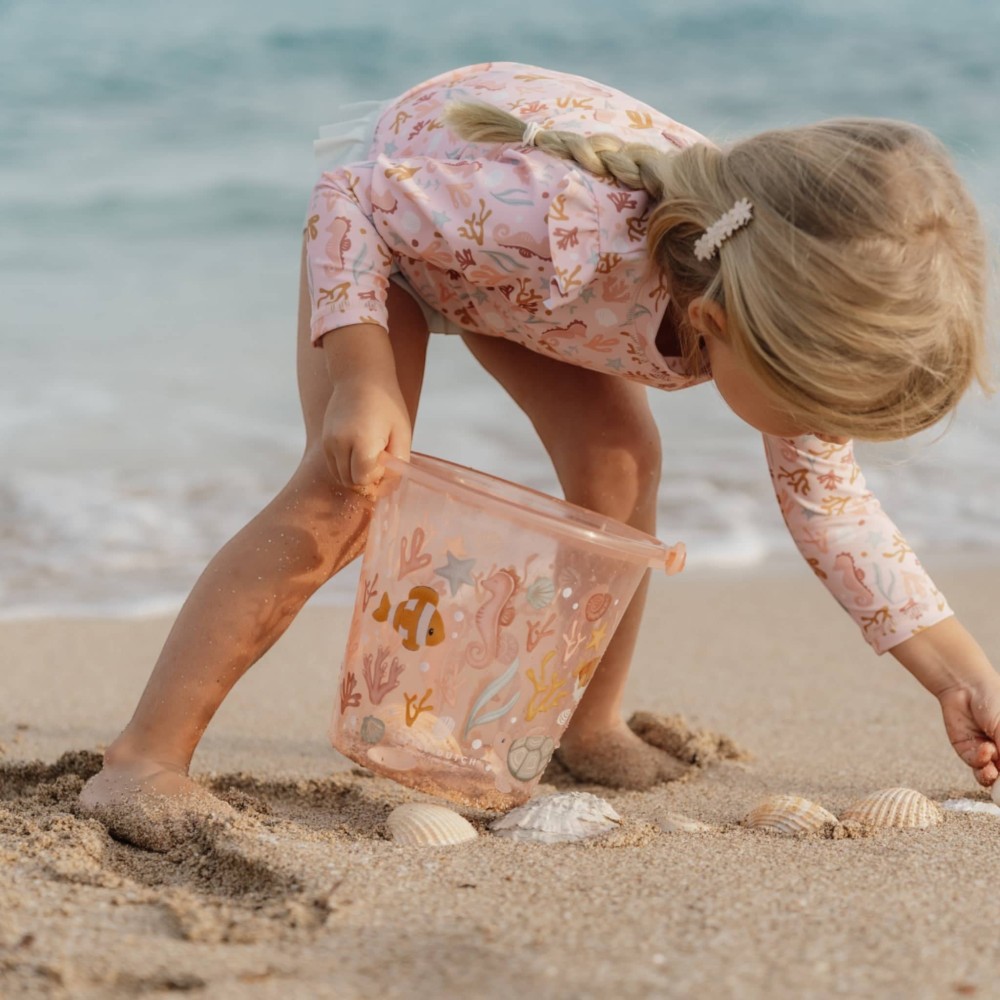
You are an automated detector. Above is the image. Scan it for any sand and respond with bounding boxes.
[2,561,999,999]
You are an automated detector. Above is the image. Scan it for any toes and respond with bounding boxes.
[657,755,690,783]
[77,771,240,853]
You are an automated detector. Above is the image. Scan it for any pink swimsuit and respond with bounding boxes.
[304,61,952,654]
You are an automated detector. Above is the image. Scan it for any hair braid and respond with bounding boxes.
[444,100,668,200]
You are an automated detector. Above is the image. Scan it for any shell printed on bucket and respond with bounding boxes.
[331,454,684,809]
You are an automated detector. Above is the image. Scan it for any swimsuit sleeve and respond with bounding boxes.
[304,161,395,344]
[762,433,953,654]
[303,152,609,345]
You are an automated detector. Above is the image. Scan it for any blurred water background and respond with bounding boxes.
[1,0,998,618]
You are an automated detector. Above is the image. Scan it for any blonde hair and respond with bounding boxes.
[446,101,992,441]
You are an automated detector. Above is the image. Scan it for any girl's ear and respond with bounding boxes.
[687,297,729,342]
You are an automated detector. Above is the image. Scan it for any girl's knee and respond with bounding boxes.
[559,430,661,523]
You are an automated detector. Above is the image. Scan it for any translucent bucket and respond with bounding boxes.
[331,453,685,810]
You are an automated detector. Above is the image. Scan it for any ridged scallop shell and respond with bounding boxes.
[744,795,838,836]
[840,788,943,829]
[584,592,612,622]
[379,705,462,757]
[525,577,555,610]
[490,791,621,844]
[387,803,478,847]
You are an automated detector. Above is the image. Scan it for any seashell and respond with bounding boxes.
[431,715,456,740]
[379,705,462,757]
[584,592,612,622]
[360,715,385,744]
[744,795,838,836]
[658,812,716,834]
[490,791,621,844]
[525,577,555,610]
[556,708,573,727]
[555,566,580,592]
[840,788,943,829]
[941,798,1000,818]
[387,803,478,847]
[507,734,556,781]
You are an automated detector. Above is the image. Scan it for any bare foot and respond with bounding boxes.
[554,721,690,790]
[78,757,238,853]
[627,710,748,766]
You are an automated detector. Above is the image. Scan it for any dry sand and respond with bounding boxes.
[2,561,998,999]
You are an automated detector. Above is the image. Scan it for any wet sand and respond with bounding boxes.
[2,562,998,999]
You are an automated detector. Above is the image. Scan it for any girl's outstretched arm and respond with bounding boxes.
[762,433,952,653]
[762,432,998,789]
[890,617,1000,788]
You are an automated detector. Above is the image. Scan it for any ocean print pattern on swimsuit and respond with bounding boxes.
[764,435,949,653]
[304,61,953,653]
[304,61,710,391]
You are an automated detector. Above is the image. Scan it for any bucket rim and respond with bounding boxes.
[382,452,684,573]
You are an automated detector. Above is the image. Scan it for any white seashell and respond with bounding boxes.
[941,798,1000,818]
[490,791,621,844]
[556,708,573,727]
[744,795,838,836]
[840,787,943,829]
[658,812,716,834]
[387,803,478,847]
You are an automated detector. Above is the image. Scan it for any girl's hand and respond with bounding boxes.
[890,617,999,789]
[318,322,412,488]
[937,679,1000,787]
[322,375,412,488]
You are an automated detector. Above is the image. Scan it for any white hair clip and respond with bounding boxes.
[693,198,754,261]
[522,120,544,147]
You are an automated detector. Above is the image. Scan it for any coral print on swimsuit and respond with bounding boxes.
[304,62,712,391]
[764,436,951,653]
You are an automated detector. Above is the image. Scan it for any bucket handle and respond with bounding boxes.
[661,542,687,576]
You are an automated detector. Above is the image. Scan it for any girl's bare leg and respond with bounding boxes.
[460,333,685,788]
[79,242,430,841]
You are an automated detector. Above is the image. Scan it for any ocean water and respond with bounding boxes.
[2,0,998,618]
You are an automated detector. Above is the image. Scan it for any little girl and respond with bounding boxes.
[81,62,999,846]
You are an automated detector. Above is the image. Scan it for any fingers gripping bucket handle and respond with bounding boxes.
[331,453,685,809]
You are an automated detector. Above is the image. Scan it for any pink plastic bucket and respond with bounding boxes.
[331,453,685,809]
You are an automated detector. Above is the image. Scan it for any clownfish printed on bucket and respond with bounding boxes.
[373,585,446,652]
